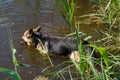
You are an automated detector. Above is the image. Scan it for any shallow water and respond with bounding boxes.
[0,0,105,80]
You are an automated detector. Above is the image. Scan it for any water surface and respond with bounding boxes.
[0,0,104,79]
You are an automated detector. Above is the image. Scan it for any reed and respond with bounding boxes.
[80,0,120,31]
[55,0,120,80]
[0,28,21,80]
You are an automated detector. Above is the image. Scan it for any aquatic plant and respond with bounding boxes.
[0,1,21,80]
[0,68,21,80]
[0,31,21,80]
[80,0,120,31]
[54,0,120,80]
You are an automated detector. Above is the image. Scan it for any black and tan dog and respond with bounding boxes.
[21,26,93,61]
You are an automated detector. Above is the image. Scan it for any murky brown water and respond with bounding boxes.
[0,0,105,80]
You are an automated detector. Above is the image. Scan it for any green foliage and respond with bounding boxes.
[60,11,72,29]
[19,63,31,67]
[56,0,120,80]
[61,0,74,21]
[89,0,101,5]
[0,33,22,79]
[58,0,75,29]
[88,45,109,68]
[0,68,21,80]
[12,49,19,67]
[82,0,120,31]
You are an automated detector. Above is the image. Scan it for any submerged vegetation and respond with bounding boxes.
[0,0,120,80]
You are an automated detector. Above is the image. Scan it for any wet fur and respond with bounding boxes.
[21,26,91,56]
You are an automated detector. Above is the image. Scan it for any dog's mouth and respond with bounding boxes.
[21,39,27,45]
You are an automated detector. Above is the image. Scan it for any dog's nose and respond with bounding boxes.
[21,39,27,45]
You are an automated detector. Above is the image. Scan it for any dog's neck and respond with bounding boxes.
[33,33,47,46]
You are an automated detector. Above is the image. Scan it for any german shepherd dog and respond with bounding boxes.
[21,26,93,61]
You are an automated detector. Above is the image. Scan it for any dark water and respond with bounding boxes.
[0,0,104,80]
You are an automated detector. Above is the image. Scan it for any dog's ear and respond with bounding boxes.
[33,25,41,32]
[28,29,33,36]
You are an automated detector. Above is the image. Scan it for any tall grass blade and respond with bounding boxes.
[75,26,82,54]
[75,26,84,57]
[89,0,100,5]
[79,14,105,18]
[12,49,19,67]
[84,36,92,41]
[61,0,69,16]
[88,45,109,68]
[70,0,74,20]
[107,9,112,25]
[105,0,111,11]
[0,68,21,80]
[72,60,83,77]
[74,26,86,79]
[19,63,31,67]
[65,31,85,37]
[60,11,72,29]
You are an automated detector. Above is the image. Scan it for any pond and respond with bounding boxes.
[0,0,105,80]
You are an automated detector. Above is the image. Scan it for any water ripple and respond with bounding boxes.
[0,26,10,55]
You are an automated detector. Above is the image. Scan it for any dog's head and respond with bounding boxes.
[21,25,42,46]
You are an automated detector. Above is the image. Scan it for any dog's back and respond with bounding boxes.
[39,35,90,56]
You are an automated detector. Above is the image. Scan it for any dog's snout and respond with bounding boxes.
[21,39,24,43]
[21,39,27,45]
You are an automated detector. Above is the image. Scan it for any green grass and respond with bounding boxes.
[54,0,120,80]
[0,68,21,80]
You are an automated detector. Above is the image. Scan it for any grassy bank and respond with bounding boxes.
[55,0,120,80]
